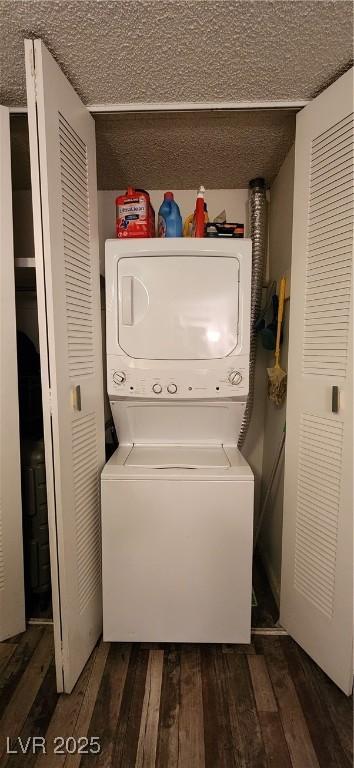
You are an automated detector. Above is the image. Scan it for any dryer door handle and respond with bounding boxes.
[121,276,133,325]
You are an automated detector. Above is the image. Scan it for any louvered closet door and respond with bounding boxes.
[25,40,105,693]
[0,107,25,641]
[280,68,353,694]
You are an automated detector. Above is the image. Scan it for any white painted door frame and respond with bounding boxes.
[0,106,26,641]
[8,100,309,115]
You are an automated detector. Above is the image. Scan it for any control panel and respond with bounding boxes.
[107,358,249,399]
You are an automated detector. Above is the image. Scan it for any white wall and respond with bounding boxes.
[258,145,295,604]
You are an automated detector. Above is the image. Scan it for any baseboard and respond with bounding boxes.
[258,542,281,608]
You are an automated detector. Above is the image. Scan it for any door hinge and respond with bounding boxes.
[48,388,53,413]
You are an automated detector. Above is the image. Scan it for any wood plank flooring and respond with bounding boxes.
[0,627,352,767]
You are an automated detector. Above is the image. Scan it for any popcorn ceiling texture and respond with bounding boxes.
[94,110,295,189]
[10,110,295,189]
[0,1,353,106]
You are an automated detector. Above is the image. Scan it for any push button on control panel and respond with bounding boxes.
[152,383,162,394]
[167,383,178,394]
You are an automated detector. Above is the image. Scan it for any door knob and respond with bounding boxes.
[332,385,339,414]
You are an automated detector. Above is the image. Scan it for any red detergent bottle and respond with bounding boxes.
[116,188,155,238]
[193,186,206,237]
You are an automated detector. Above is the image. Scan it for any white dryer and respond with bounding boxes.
[102,238,253,643]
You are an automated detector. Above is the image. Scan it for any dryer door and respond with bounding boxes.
[117,255,239,360]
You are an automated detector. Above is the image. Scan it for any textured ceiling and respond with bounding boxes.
[10,109,295,190]
[0,1,353,106]
[94,110,296,189]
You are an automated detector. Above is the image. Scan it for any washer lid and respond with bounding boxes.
[124,444,230,469]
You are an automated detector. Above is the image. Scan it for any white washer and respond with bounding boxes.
[102,443,253,642]
[102,238,253,643]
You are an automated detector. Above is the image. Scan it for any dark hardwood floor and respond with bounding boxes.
[0,624,352,767]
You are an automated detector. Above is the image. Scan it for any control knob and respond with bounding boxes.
[228,370,242,385]
[167,383,178,394]
[152,383,162,394]
[113,370,126,385]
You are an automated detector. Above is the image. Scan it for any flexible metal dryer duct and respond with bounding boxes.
[238,178,267,449]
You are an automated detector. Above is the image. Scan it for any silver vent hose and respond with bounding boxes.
[238,178,267,450]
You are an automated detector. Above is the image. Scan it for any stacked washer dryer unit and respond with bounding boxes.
[102,238,253,643]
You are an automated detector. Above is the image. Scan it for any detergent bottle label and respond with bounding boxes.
[158,214,167,238]
[116,188,155,238]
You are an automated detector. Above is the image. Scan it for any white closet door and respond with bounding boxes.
[280,68,353,694]
[0,107,26,641]
[25,40,105,693]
